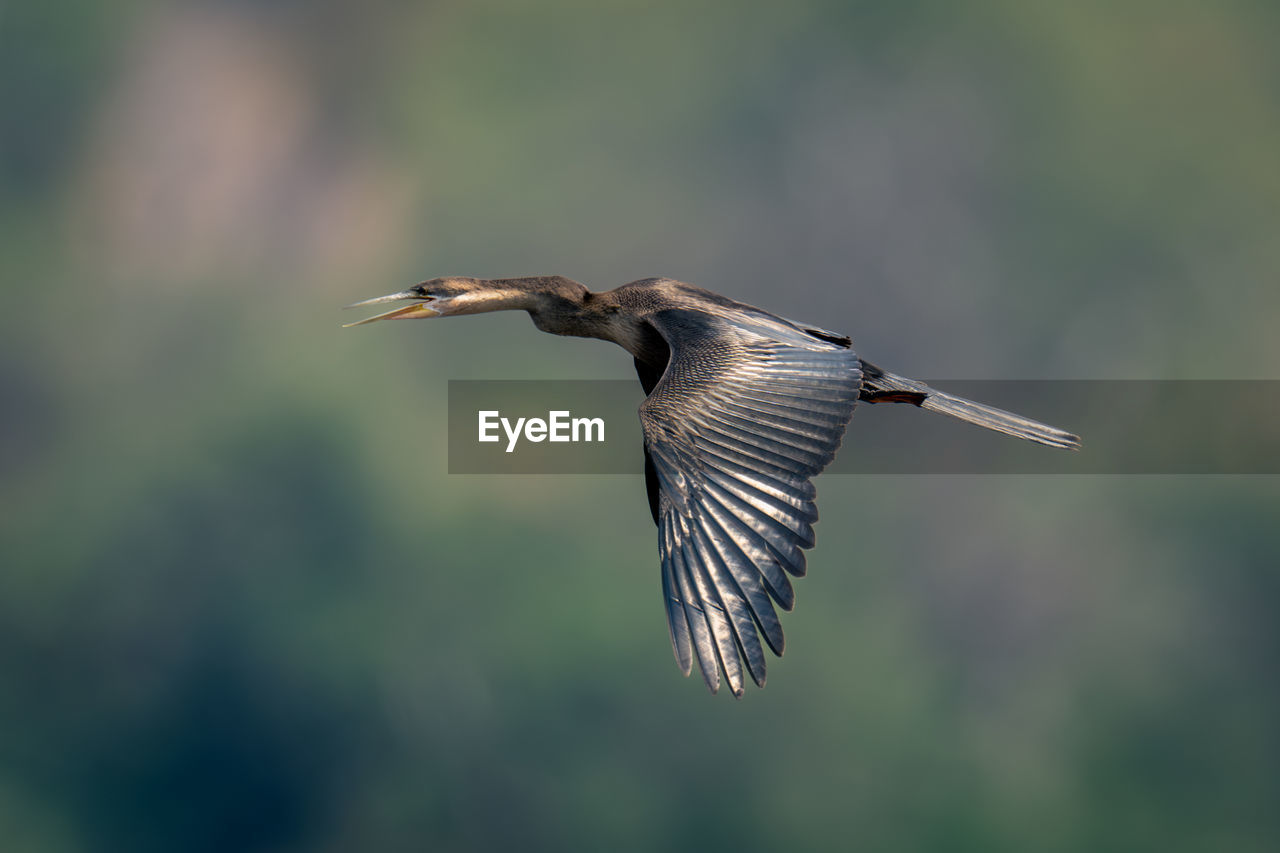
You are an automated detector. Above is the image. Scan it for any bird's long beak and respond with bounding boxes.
[342,290,439,327]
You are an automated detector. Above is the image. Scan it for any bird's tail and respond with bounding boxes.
[859,360,1081,450]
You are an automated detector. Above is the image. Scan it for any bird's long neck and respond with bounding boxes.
[487,277,599,338]
[469,276,662,360]
[438,276,571,316]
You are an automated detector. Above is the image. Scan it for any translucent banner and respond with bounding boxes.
[447,380,1280,475]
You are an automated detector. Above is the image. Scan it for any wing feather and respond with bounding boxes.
[700,477,811,570]
[694,507,784,660]
[690,521,768,688]
[640,308,861,694]
[691,419,824,469]
[670,519,720,693]
[693,442,817,502]
[660,513,693,676]
[699,485,800,599]
[682,529,746,697]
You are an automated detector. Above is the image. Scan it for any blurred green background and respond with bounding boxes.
[3,1,1278,850]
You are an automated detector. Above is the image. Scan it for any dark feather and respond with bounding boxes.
[639,309,861,692]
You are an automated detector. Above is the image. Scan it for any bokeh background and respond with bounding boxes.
[3,1,1278,850]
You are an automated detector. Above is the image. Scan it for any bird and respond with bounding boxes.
[345,276,1080,696]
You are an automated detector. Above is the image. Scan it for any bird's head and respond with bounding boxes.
[343,277,533,326]
[344,275,593,329]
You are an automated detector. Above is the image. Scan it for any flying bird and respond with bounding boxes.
[346,276,1080,696]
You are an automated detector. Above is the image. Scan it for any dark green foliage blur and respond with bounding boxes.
[2,1,1278,850]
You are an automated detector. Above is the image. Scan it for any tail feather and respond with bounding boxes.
[859,360,1081,451]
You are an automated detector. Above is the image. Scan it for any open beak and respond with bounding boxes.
[342,290,439,327]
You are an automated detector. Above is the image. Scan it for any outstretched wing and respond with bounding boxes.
[639,308,862,696]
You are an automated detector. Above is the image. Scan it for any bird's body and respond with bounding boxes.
[347,275,1080,696]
